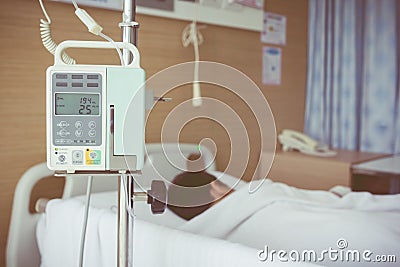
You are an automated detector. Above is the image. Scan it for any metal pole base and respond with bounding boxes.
[118,174,135,267]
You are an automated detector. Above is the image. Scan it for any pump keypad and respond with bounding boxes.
[52,72,102,146]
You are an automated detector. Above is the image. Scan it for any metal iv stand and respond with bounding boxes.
[118,172,134,267]
[102,2,167,265]
[117,1,168,265]
[118,1,138,266]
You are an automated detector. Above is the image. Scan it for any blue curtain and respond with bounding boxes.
[305,0,400,154]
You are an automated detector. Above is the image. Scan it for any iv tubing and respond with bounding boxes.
[79,175,93,267]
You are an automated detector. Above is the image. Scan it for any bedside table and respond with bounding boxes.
[261,150,387,190]
[352,155,400,194]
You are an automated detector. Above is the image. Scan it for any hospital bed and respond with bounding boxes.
[7,143,400,267]
[7,142,319,267]
[8,143,275,267]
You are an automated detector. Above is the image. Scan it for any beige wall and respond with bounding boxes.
[0,0,308,264]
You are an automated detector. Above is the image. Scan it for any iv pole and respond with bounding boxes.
[118,2,167,265]
[119,1,138,266]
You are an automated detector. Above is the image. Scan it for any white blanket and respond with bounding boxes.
[37,175,400,267]
[180,180,400,266]
[37,196,317,267]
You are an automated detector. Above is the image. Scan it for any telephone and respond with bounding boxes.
[278,129,337,157]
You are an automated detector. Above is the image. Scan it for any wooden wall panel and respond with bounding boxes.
[0,0,308,264]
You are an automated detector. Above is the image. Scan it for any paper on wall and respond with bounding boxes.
[261,12,286,45]
[233,0,263,9]
[262,46,282,85]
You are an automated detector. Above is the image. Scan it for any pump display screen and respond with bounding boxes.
[55,93,100,115]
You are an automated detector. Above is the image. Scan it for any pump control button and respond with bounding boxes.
[72,150,83,163]
[58,155,66,162]
[73,151,82,160]
[75,129,83,137]
[89,151,97,160]
[58,129,70,138]
[57,121,69,128]
[88,129,96,137]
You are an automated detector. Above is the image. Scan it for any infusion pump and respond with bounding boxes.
[47,41,145,173]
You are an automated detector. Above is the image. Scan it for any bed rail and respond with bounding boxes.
[7,163,52,267]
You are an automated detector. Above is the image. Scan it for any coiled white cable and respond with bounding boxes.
[182,22,204,48]
[39,0,125,66]
[182,2,204,107]
[39,0,76,64]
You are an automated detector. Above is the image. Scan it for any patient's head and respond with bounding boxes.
[167,171,217,220]
[167,153,232,220]
[185,153,206,172]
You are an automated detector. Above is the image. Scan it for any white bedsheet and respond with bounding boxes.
[180,180,400,266]
[36,173,400,267]
[37,196,317,267]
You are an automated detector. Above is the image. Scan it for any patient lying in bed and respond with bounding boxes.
[167,154,400,267]
[167,153,234,220]
[37,154,400,267]
[167,153,346,221]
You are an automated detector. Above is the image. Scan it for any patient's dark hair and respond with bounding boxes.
[167,154,217,221]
